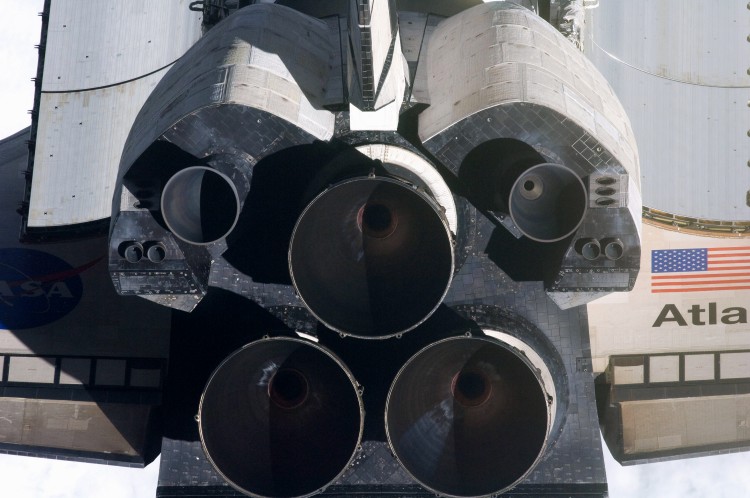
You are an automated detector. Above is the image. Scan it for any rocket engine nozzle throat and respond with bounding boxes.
[508,163,587,243]
[289,176,455,339]
[385,336,551,497]
[198,337,364,498]
[161,166,240,245]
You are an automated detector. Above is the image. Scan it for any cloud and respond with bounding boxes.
[0,453,159,498]
[603,437,750,498]
[0,1,44,138]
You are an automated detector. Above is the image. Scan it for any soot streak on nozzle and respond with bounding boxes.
[385,336,551,498]
[199,337,364,498]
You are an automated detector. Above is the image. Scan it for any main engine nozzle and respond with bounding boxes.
[198,337,364,498]
[385,336,551,497]
[508,163,587,243]
[161,166,240,244]
[289,176,454,338]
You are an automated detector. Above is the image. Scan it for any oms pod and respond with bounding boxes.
[289,176,455,338]
[385,335,553,497]
[198,337,364,498]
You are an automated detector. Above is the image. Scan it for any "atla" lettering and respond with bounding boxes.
[652,303,748,327]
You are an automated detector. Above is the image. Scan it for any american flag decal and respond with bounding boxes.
[651,247,750,293]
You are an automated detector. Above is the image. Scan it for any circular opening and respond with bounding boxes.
[517,173,543,201]
[161,166,240,245]
[269,368,309,409]
[119,242,143,263]
[595,176,617,185]
[289,177,454,338]
[580,240,600,260]
[595,186,617,196]
[386,337,550,497]
[358,203,398,238]
[604,240,624,260]
[124,245,142,263]
[451,370,491,407]
[509,164,587,242]
[146,243,166,263]
[199,338,364,498]
[595,197,616,206]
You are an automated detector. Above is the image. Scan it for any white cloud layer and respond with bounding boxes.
[0,2,42,137]
[603,437,750,498]
[0,453,159,498]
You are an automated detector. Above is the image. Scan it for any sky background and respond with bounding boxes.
[0,1,748,497]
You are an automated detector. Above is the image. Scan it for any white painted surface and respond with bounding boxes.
[614,364,644,385]
[585,0,750,221]
[649,355,679,383]
[591,1,750,88]
[417,1,639,179]
[0,398,146,455]
[28,1,202,227]
[28,70,167,226]
[226,55,335,140]
[620,394,750,455]
[8,356,56,383]
[684,354,714,381]
[588,223,750,373]
[42,0,202,91]
[720,351,750,379]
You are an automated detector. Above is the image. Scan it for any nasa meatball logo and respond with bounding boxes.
[0,248,98,330]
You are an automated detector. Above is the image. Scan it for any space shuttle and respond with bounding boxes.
[0,1,746,497]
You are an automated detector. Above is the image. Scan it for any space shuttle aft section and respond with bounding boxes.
[105,1,641,497]
[109,0,640,312]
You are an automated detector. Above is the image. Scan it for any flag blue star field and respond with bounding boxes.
[651,247,750,293]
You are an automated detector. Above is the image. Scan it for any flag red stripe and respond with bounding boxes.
[652,272,750,280]
[652,285,750,293]
[652,278,750,286]
[706,265,750,270]
[707,259,750,264]
[707,247,750,252]
[707,253,750,259]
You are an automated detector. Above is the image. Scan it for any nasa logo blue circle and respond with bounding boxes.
[0,248,85,330]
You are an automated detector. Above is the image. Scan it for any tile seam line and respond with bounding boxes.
[40,59,179,94]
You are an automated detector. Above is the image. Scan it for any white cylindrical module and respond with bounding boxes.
[585,0,750,221]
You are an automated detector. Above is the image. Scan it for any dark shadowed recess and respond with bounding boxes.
[223,141,372,285]
[315,305,478,441]
[162,288,291,441]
